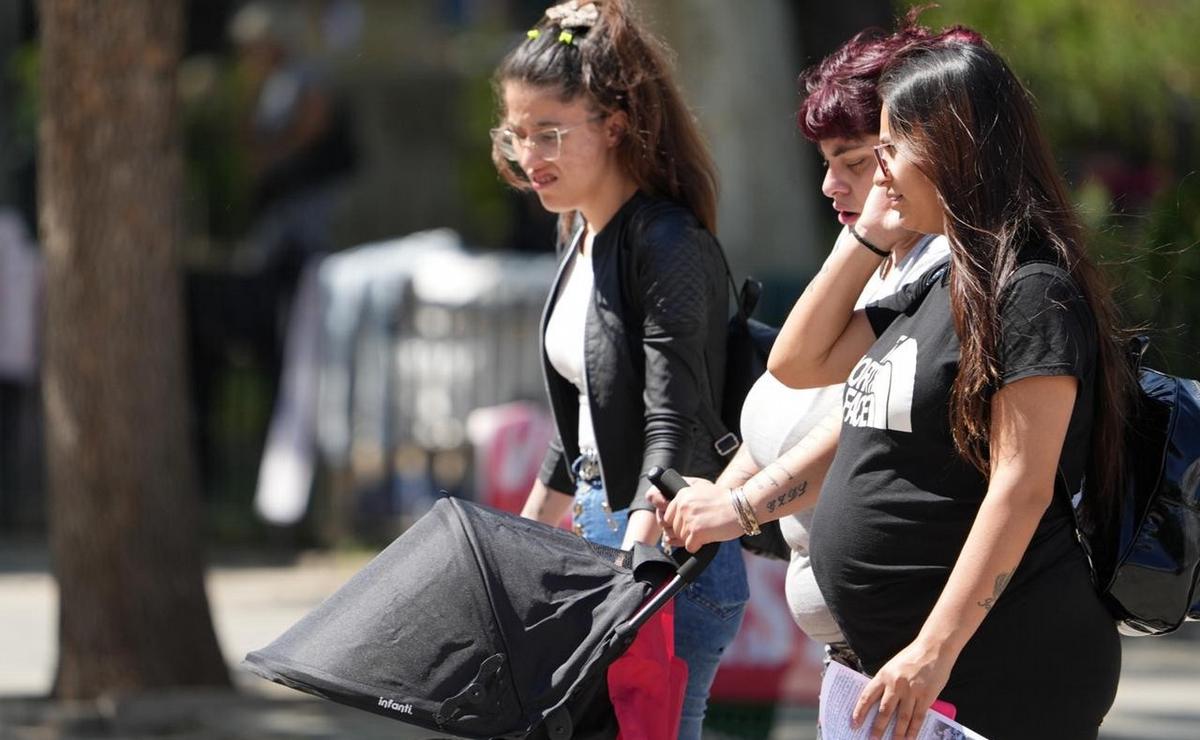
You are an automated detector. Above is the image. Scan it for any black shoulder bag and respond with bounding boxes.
[709,247,791,562]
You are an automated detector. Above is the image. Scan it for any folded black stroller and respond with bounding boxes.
[243,468,713,739]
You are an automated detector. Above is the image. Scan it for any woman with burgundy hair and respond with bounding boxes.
[650,18,971,674]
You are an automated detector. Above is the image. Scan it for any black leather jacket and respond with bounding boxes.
[537,191,729,512]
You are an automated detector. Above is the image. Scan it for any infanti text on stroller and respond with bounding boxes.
[378,698,414,715]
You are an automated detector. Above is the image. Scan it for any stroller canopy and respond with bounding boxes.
[244,497,675,738]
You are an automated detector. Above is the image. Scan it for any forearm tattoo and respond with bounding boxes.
[977,570,1013,612]
[765,480,808,514]
[767,462,794,481]
[762,468,782,488]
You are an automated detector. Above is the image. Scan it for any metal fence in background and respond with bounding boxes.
[393,250,554,451]
[309,236,559,539]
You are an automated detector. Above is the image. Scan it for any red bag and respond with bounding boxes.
[607,600,688,740]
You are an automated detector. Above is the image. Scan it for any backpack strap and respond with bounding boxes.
[1056,465,1102,589]
[701,239,755,457]
[1054,331,1151,598]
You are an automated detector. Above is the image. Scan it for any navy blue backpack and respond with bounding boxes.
[1077,336,1200,636]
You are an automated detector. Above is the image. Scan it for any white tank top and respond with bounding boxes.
[544,250,597,450]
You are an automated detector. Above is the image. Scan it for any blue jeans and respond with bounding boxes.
[572,461,749,740]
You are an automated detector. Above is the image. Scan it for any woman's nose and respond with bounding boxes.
[517,141,541,173]
[822,167,847,199]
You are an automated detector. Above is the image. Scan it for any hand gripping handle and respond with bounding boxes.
[646,466,719,582]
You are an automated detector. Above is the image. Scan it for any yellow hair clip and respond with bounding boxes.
[527,29,541,40]
[558,30,574,44]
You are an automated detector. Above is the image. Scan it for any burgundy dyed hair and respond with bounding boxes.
[797,8,982,143]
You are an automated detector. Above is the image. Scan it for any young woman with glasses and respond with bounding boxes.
[656,36,1131,739]
[489,2,748,736]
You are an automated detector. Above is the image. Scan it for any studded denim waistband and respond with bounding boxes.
[574,448,601,483]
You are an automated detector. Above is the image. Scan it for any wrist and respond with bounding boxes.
[622,509,661,548]
[847,223,892,258]
[727,486,761,536]
[913,627,965,665]
[714,468,755,490]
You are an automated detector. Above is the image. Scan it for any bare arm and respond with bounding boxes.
[623,443,761,549]
[768,185,911,388]
[739,404,841,522]
[621,510,660,549]
[714,442,762,489]
[653,405,842,552]
[853,374,1076,738]
[767,230,882,388]
[520,478,573,525]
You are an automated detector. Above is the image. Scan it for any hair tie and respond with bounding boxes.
[526,28,541,40]
[558,30,574,45]
[545,1,600,29]
[848,223,892,258]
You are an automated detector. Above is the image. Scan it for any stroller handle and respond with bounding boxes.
[617,467,721,639]
[645,466,720,580]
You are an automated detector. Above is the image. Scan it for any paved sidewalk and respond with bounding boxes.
[2,541,1198,738]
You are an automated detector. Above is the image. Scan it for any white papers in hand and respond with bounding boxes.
[818,661,987,740]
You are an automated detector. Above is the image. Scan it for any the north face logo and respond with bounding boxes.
[843,335,918,432]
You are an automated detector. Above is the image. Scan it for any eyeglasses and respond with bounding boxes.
[872,142,896,178]
[489,115,605,162]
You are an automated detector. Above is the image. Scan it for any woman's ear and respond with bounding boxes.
[604,110,628,147]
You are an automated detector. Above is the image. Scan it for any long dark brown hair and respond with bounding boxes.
[879,40,1132,524]
[492,0,718,241]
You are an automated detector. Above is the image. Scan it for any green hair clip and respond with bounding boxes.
[527,28,541,40]
[558,30,574,44]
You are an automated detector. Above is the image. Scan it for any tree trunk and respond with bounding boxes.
[38,0,229,698]
[651,0,822,277]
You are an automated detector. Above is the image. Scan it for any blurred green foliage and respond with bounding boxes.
[455,29,517,249]
[5,44,38,153]
[905,0,1200,375]
[1112,177,1200,372]
[180,56,255,246]
[909,0,1198,164]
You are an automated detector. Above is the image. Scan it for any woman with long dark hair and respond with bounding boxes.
[656,37,1130,738]
[490,2,747,736]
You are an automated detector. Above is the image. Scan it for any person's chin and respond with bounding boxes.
[896,213,940,235]
[533,190,569,213]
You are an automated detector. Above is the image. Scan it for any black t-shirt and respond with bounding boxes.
[810,259,1098,672]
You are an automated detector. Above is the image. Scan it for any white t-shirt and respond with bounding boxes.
[739,232,949,643]
[544,249,597,451]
